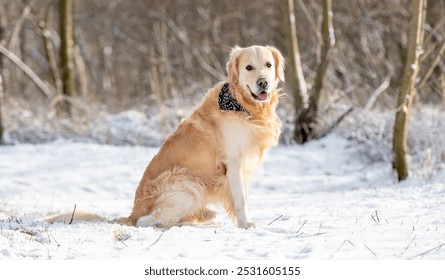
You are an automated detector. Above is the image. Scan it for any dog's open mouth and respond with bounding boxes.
[248,86,269,101]
[254,91,269,101]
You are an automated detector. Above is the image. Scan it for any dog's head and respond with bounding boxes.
[226,45,285,103]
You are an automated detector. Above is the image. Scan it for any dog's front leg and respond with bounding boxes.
[226,160,254,228]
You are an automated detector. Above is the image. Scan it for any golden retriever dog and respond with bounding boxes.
[48,45,284,228]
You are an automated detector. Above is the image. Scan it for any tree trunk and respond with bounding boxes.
[283,0,309,143]
[8,1,33,99]
[0,3,4,144]
[441,73,445,110]
[308,0,335,123]
[39,1,63,96]
[287,0,335,144]
[58,0,76,117]
[393,0,427,181]
[0,71,3,144]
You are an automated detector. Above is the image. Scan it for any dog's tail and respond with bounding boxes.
[46,211,135,226]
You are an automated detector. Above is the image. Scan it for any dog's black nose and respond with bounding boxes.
[257,78,268,89]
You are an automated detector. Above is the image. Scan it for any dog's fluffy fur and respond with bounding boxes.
[48,45,284,228]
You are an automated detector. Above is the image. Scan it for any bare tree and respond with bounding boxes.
[58,0,76,117]
[393,0,428,181]
[8,0,34,100]
[309,0,335,124]
[285,0,336,143]
[39,0,63,96]
[283,0,309,143]
[0,71,3,144]
[442,73,445,109]
[0,2,5,144]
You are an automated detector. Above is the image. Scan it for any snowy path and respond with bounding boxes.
[0,134,444,259]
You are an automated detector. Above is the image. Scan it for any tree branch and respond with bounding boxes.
[0,44,54,99]
[418,40,445,89]
[167,18,225,81]
[392,0,427,181]
[9,0,35,51]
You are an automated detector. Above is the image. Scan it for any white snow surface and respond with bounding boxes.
[0,134,444,260]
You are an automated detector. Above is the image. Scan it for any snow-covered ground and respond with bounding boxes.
[0,134,444,260]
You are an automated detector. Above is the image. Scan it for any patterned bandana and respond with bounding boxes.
[218,83,245,112]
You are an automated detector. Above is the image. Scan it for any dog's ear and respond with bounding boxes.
[226,46,243,84]
[267,46,285,82]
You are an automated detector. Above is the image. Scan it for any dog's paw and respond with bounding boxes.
[237,221,256,229]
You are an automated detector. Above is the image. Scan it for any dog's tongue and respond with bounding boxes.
[258,92,268,100]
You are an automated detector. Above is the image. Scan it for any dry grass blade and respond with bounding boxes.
[371,210,380,224]
[48,232,61,247]
[364,244,377,257]
[268,214,283,225]
[330,240,355,259]
[407,243,445,260]
[151,228,167,247]
[295,220,307,237]
[399,234,416,256]
[68,204,77,225]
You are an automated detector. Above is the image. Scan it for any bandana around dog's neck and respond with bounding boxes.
[218,83,245,112]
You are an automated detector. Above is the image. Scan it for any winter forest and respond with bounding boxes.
[0,0,445,260]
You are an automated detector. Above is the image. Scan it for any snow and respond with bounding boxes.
[0,134,444,260]
[91,110,166,146]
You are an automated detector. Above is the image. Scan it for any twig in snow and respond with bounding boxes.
[48,232,61,247]
[151,228,167,247]
[295,220,307,236]
[68,204,77,225]
[371,210,380,224]
[314,222,326,237]
[268,214,283,225]
[364,244,377,257]
[330,241,346,259]
[346,240,356,248]
[399,235,416,256]
[330,240,355,259]
[407,243,445,260]
[119,240,128,247]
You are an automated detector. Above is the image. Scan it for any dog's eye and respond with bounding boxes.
[245,65,253,71]
[266,62,272,68]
